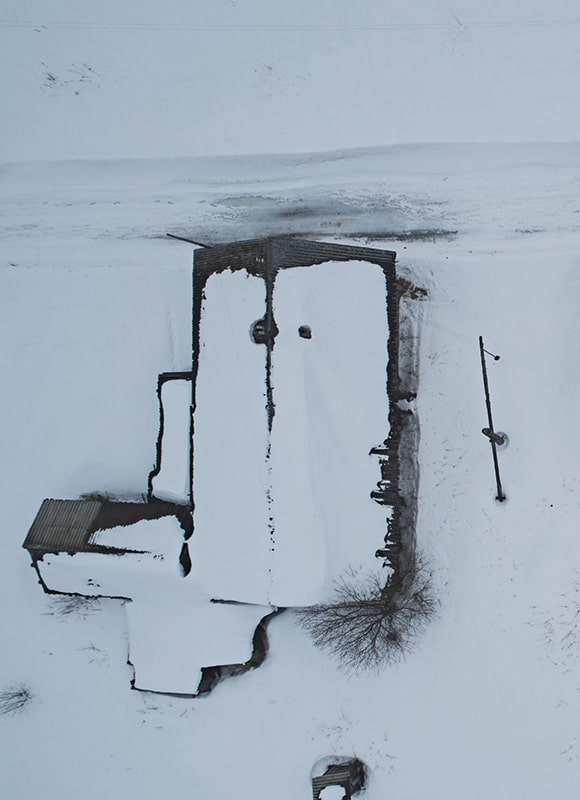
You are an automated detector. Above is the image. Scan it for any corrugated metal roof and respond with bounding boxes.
[194,236,396,278]
[24,500,101,554]
[312,760,365,799]
[23,499,192,558]
[270,237,396,269]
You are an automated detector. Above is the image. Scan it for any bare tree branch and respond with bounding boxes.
[297,557,436,672]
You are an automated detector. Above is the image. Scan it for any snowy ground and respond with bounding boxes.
[2,1,580,161]
[2,144,580,798]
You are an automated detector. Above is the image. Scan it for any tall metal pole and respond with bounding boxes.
[479,336,506,502]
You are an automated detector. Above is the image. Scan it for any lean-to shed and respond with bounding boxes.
[312,758,366,799]
[23,498,191,563]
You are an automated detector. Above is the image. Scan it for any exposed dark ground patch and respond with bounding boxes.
[349,228,457,243]
[168,191,456,247]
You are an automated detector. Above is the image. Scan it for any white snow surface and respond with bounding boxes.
[191,270,271,604]
[89,516,185,558]
[268,261,389,606]
[319,787,346,800]
[3,143,580,799]
[150,378,191,504]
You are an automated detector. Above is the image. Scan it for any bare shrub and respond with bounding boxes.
[0,684,34,717]
[298,557,436,672]
[47,594,101,618]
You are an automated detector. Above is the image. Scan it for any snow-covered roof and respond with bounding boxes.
[36,516,273,694]
[190,256,394,607]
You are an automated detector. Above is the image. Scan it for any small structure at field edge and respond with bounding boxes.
[312,758,366,799]
[23,498,192,575]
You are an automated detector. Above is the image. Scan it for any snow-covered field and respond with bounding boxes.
[2,144,580,799]
[2,1,580,160]
[3,1,580,797]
